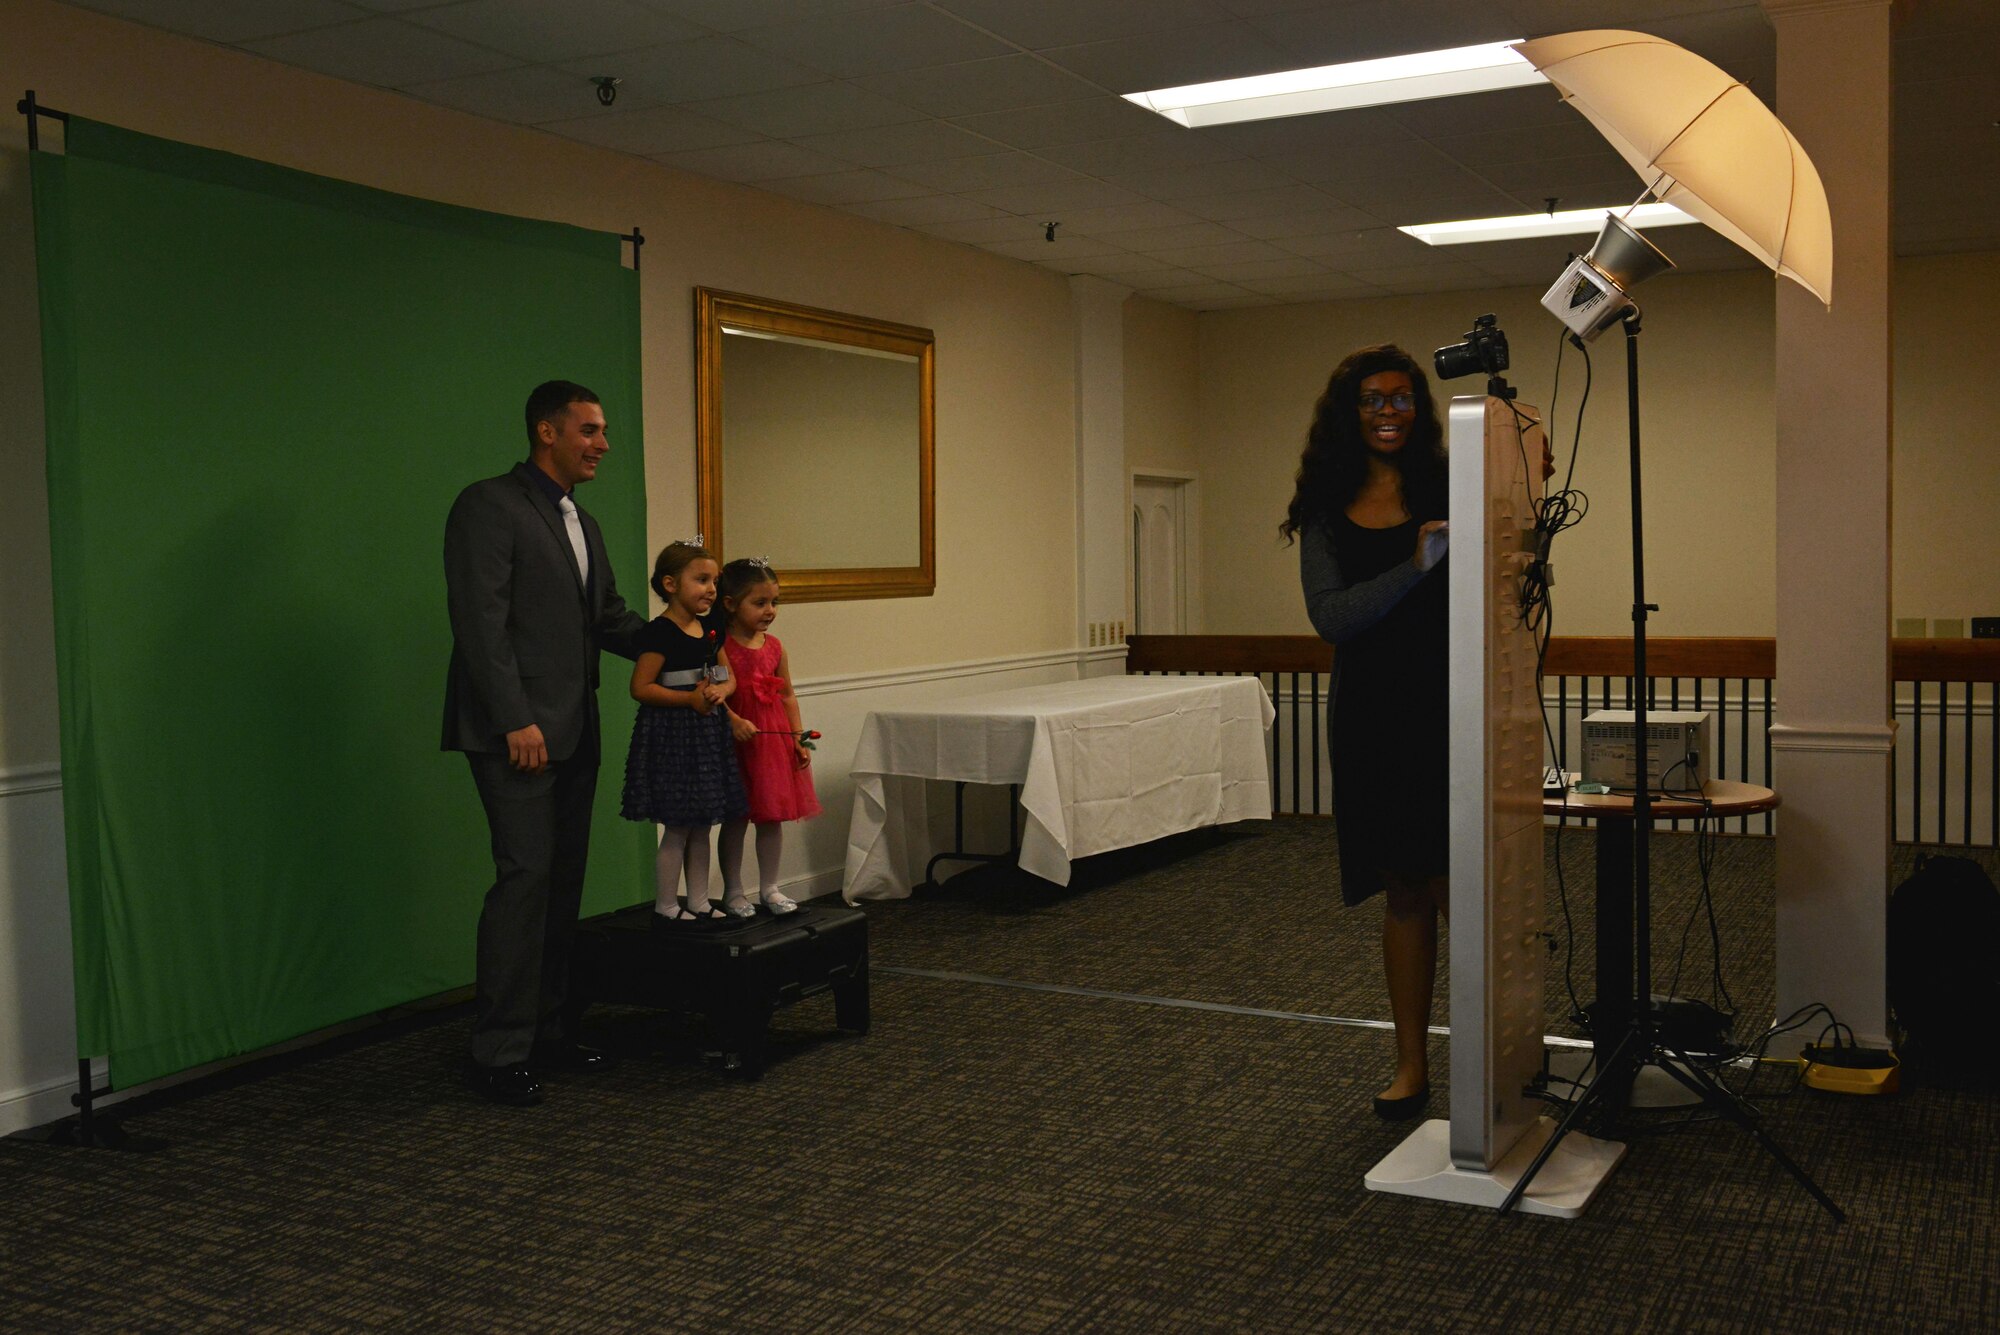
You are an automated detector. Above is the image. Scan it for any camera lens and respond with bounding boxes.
[1434,339,1485,380]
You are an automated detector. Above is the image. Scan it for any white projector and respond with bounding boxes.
[1581,710,1712,791]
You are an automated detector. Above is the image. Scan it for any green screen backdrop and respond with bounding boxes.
[33,120,652,1087]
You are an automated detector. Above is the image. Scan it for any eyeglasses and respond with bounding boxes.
[1359,392,1415,412]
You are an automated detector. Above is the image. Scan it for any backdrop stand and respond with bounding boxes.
[1499,312,1842,1221]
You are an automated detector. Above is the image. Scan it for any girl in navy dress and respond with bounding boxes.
[621,539,748,925]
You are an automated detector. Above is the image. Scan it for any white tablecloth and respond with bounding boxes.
[842,675,1275,900]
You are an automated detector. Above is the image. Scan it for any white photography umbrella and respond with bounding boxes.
[1513,28,1832,307]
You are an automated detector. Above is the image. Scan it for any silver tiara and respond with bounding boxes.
[673,533,705,548]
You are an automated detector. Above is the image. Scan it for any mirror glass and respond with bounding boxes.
[696,289,934,601]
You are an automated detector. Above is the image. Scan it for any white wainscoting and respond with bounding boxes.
[0,647,1126,1135]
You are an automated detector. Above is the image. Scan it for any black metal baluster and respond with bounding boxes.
[1913,682,1925,846]
[1311,672,1323,814]
[1290,671,1302,815]
[1937,680,1949,845]
[1963,680,1974,847]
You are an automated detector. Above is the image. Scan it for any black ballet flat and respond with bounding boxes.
[1373,1085,1430,1122]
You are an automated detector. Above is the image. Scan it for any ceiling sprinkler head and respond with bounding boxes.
[1044,221,1059,242]
[592,76,622,107]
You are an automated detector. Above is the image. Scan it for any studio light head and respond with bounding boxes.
[1434,313,1510,380]
[1539,212,1676,342]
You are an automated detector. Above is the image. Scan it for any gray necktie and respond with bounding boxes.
[557,495,589,587]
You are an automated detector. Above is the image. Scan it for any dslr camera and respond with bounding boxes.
[1434,313,1510,381]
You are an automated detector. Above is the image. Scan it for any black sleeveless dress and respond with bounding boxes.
[1329,514,1449,905]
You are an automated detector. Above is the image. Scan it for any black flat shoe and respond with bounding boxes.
[1373,1085,1430,1122]
[466,1064,544,1106]
[531,1041,616,1074]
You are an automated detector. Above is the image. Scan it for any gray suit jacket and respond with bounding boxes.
[442,461,646,761]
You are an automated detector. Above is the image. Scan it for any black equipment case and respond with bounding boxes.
[568,902,869,1078]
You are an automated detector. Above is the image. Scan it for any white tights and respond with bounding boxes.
[654,825,713,915]
[717,820,783,906]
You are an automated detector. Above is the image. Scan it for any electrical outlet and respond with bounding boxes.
[1973,618,1999,639]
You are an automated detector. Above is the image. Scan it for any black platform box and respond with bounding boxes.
[568,902,869,1078]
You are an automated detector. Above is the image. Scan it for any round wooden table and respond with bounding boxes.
[1543,780,1780,1068]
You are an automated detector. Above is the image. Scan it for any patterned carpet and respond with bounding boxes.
[2,820,1995,1333]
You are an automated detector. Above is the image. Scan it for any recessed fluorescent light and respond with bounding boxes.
[1399,203,1701,246]
[1122,42,1544,128]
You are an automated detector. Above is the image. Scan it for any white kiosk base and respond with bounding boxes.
[1364,1117,1627,1219]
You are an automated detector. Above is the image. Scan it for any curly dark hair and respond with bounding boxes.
[1279,344,1446,544]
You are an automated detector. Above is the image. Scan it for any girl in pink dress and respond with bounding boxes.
[715,559,821,916]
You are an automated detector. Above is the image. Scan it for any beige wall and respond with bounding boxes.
[1123,295,1200,478]
[1196,253,2000,639]
[0,0,1079,778]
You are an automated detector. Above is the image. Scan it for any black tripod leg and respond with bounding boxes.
[1657,1048,1845,1223]
[1498,1026,1642,1216]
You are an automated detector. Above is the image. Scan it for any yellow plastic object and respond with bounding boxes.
[1800,1046,1901,1096]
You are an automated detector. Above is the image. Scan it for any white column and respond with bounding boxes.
[1763,0,1895,1045]
[1070,275,1131,677]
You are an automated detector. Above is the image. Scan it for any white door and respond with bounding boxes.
[1131,475,1189,635]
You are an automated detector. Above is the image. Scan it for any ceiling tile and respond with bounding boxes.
[409,65,615,124]
[642,0,908,30]
[892,153,1084,192]
[1430,120,1615,171]
[1034,131,1244,176]
[1224,205,1379,239]
[912,215,1052,244]
[1118,266,1215,290]
[1097,220,1245,250]
[734,4,1015,77]
[555,36,825,106]
[1149,240,1290,267]
[1238,272,1384,298]
[849,54,1105,118]
[1036,202,1207,235]
[844,194,1010,226]
[72,0,367,42]
[1042,22,1293,93]
[792,119,1004,167]
[1194,255,1327,281]
[539,104,762,154]
[654,140,855,182]
[1340,259,1496,293]
[962,178,1149,214]
[1168,184,1342,221]
[951,97,1175,149]
[244,17,521,87]
[408,0,701,63]
[1272,226,1428,264]
[685,81,925,137]
[983,234,1128,261]
[1241,1,1505,68]
[1086,251,1199,275]
[762,169,933,204]
[929,0,1229,50]
[1110,158,1296,198]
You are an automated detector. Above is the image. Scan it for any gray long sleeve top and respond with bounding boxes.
[1298,519,1428,646]
[1299,519,1431,712]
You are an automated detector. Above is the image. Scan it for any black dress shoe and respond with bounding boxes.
[467,1064,544,1106]
[1373,1085,1430,1122]
[531,1040,617,1074]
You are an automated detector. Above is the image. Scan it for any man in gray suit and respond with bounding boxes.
[444,380,647,1105]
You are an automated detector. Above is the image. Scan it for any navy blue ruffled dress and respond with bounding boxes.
[620,616,749,828]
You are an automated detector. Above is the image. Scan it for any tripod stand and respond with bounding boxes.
[1498,311,1843,1222]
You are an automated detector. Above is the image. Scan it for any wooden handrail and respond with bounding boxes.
[1125,634,1331,674]
[1126,634,2000,683]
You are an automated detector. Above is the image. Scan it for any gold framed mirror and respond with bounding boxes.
[695,288,935,602]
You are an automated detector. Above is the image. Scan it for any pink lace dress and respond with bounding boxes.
[722,633,822,824]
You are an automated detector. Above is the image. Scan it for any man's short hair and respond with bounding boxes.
[524,380,600,450]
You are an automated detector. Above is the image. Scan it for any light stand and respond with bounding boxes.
[1497,217,1844,1221]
